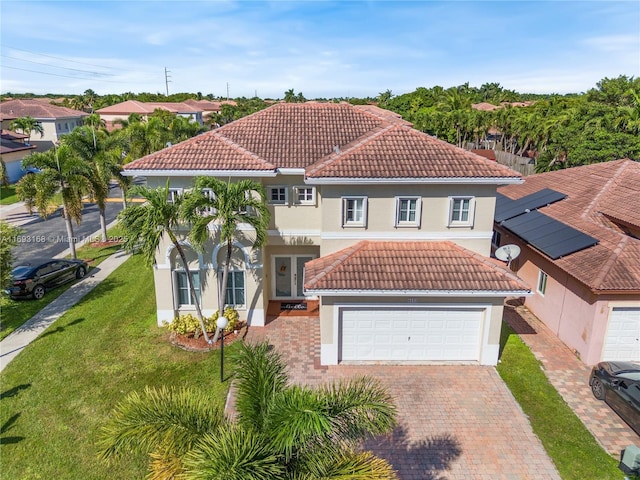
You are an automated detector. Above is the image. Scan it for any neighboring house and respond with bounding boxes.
[183,99,237,123]
[96,100,203,130]
[1,130,37,183]
[493,159,640,365]
[123,102,530,366]
[0,99,88,151]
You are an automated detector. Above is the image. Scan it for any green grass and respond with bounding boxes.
[0,254,237,479]
[0,229,124,341]
[0,185,19,205]
[497,323,620,479]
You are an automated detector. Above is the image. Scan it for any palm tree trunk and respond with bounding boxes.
[63,205,77,259]
[121,189,128,209]
[99,207,108,242]
[169,231,210,343]
[211,238,232,344]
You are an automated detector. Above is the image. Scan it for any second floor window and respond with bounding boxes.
[167,188,183,204]
[294,186,316,205]
[396,197,420,227]
[268,186,288,205]
[449,196,475,227]
[342,196,367,227]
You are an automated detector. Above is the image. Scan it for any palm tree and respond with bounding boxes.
[181,177,270,343]
[100,342,398,479]
[9,116,44,145]
[62,126,124,241]
[16,144,93,258]
[117,182,211,342]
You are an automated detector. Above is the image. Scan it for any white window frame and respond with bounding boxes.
[173,269,201,307]
[448,196,475,227]
[537,270,548,296]
[267,186,288,205]
[395,196,421,227]
[168,188,183,204]
[342,196,367,227]
[220,270,246,309]
[491,230,501,247]
[293,186,316,206]
[199,187,216,215]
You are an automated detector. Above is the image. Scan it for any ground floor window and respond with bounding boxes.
[537,269,548,295]
[174,270,201,306]
[222,270,245,307]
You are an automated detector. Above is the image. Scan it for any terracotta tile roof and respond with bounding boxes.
[124,131,276,172]
[498,159,640,292]
[124,102,522,180]
[304,241,529,293]
[0,99,87,119]
[96,100,200,115]
[306,126,519,179]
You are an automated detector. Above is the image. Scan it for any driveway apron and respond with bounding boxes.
[232,315,560,480]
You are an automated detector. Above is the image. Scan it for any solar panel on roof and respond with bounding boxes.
[501,210,598,259]
[495,188,567,222]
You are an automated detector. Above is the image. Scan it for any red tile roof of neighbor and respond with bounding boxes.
[498,159,640,292]
[125,102,521,180]
[0,99,87,119]
[96,100,200,115]
[304,241,529,293]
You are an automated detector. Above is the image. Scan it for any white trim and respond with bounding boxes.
[122,169,277,177]
[341,196,367,227]
[448,196,476,227]
[320,231,492,240]
[266,185,289,205]
[268,229,322,237]
[278,168,306,175]
[395,196,421,227]
[306,177,523,185]
[247,308,265,327]
[272,254,317,299]
[307,289,531,297]
[293,186,317,205]
[537,269,548,296]
[211,241,258,269]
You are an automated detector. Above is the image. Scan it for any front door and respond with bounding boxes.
[273,255,314,299]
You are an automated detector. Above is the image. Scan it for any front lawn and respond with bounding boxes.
[497,323,620,479]
[0,185,19,205]
[0,254,237,479]
[0,230,124,341]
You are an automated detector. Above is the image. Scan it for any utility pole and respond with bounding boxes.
[165,67,172,96]
[226,82,229,101]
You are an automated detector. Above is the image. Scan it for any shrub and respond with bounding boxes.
[211,307,240,333]
[168,313,215,336]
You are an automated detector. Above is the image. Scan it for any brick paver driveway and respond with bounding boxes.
[232,315,560,480]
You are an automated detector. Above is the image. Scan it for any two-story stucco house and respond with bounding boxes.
[123,102,530,366]
[96,100,204,130]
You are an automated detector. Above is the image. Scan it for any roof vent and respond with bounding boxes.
[333,145,340,154]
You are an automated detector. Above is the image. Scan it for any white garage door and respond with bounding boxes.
[602,308,640,362]
[341,307,484,362]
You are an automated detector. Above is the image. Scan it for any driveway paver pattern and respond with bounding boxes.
[229,315,560,480]
[504,302,639,456]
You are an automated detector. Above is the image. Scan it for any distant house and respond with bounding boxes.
[96,100,204,130]
[183,99,237,123]
[1,130,37,183]
[493,159,640,365]
[0,99,88,151]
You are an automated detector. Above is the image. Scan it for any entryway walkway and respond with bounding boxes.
[229,315,560,480]
[503,302,639,456]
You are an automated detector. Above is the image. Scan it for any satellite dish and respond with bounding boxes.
[495,244,521,267]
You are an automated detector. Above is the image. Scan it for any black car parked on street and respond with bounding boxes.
[5,258,88,300]
[590,361,640,435]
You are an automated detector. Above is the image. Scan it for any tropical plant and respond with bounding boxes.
[100,342,398,479]
[0,158,8,186]
[0,221,23,290]
[17,144,93,258]
[181,177,270,343]
[117,182,210,342]
[9,116,44,144]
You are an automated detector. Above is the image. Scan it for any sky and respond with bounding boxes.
[1,1,639,99]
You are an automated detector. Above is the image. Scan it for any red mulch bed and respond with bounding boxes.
[88,240,123,248]
[170,323,247,352]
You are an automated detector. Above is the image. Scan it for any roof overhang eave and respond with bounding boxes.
[304,177,524,185]
[122,169,277,178]
[304,288,532,297]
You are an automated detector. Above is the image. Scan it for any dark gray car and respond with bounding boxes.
[5,258,88,299]
[590,361,640,435]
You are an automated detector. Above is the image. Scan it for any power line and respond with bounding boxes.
[1,54,113,77]
[2,65,127,84]
[1,45,116,70]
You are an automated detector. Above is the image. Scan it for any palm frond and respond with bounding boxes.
[294,447,398,480]
[232,342,288,432]
[183,426,284,480]
[99,386,224,462]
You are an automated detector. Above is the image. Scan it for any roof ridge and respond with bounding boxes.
[305,241,369,289]
[582,159,628,221]
[305,124,399,177]
[590,234,630,290]
[212,131,276,170]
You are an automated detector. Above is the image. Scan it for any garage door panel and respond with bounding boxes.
[602,308,640,362]
[341,308,484,362]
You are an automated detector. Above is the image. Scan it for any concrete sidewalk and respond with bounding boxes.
[0,201,40,227]
[0,249,131,372]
